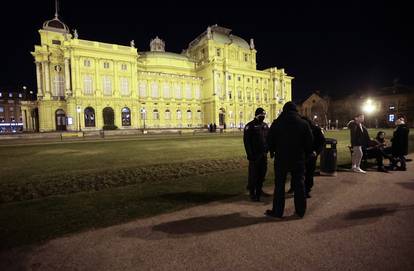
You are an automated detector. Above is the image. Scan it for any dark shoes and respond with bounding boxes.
[265,210,282,218]
[305,193,312,199]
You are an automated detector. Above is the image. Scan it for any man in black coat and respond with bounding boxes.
[302,117,325,198]
[389,117,410,170]
[266,102,313,218]
[243,107,269,201]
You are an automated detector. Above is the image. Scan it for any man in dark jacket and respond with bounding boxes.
[287,117,325,197]
[389,117,410,170]
[302,117,325,198]
[265,102,313,218]
[243,108,269,201]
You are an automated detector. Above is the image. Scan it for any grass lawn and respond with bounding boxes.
[0,129,412,249]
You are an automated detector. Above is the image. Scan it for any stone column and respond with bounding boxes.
[64,58,72,96]
[36,62,43,97]
[42,61,51,98]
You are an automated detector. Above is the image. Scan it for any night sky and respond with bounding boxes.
[1,0,412,101]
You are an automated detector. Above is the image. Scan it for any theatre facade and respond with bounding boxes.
[22,12,293,132]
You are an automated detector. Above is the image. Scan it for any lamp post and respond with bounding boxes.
[76,106,81,131]
[141,108,146,131]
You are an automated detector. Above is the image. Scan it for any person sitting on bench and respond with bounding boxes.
[364,131,392,172]
[388,117,410,171]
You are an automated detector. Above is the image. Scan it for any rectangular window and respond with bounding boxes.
[9,107,14,112]
[139,81,147,97]
[238,91,242,100]
[9,93,12,98]
[121,64,127,71]
[0,107,3,112]
[84,59,91,67]
[244,54,248,62]
[238,76,241,81]
[120,77,129,96]
[195,86,201,99]
[103,62,110,69]
[175,84,182,99]
[83,75,93,95]
[185,84,192,99]
[0,93,2,97]
[103,76,112,96]
[52,40,61,45]
[228,91,232,99]
[53,75,65,97]
[228,75,232,80]
[151,82,159,98]
[18,93,22,98]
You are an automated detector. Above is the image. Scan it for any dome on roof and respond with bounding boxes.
[43,17,70,34]
[229,34,250,49]
[190,25,251,50]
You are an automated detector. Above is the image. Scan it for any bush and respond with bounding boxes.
[103,125,118,130]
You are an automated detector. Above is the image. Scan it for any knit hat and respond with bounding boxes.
[255,107,266,116]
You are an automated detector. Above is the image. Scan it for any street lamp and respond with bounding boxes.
[141,108,146,130]
[362,99,376,114]
[76,106,81,131]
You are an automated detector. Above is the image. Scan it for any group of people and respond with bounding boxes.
[348,113,410,173]
[207,123,217,133]
[243,102,410,219]
[243,102,325,219]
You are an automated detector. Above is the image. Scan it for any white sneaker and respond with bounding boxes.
[356,167,367,174]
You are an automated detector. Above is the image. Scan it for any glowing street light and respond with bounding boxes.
[362,99,376,114]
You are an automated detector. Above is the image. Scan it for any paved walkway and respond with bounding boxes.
[1,156,414,271]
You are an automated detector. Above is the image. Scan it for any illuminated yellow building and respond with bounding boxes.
[22,9,293,132]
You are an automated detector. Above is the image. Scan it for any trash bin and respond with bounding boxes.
[320,138,337,176]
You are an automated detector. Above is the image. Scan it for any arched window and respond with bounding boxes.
[197,110,202,120]
[121,107,131,126]
[165,109,171,120]
[176,109,182,120]
[153,109,159,120]
[103,107,115,126]
[187,110,192,120]
[84,107,95,127]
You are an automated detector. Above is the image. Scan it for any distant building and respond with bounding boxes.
[297,91,329,127]
[23,3,293,132]
[0,88,35,133]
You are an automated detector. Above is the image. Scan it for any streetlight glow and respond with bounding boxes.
[362,99,376,114]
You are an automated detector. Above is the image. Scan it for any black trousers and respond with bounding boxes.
[305,155,317,193]
[365,148,384,167]
[273,162,306,217]
[247,155,268,197]
[289,155,317,194]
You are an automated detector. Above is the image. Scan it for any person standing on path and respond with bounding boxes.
[347,113,370,173]
[243,108,269,202]
[266,102,313,218]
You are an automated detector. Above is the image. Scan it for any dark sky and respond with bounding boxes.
[1,0,413,101]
